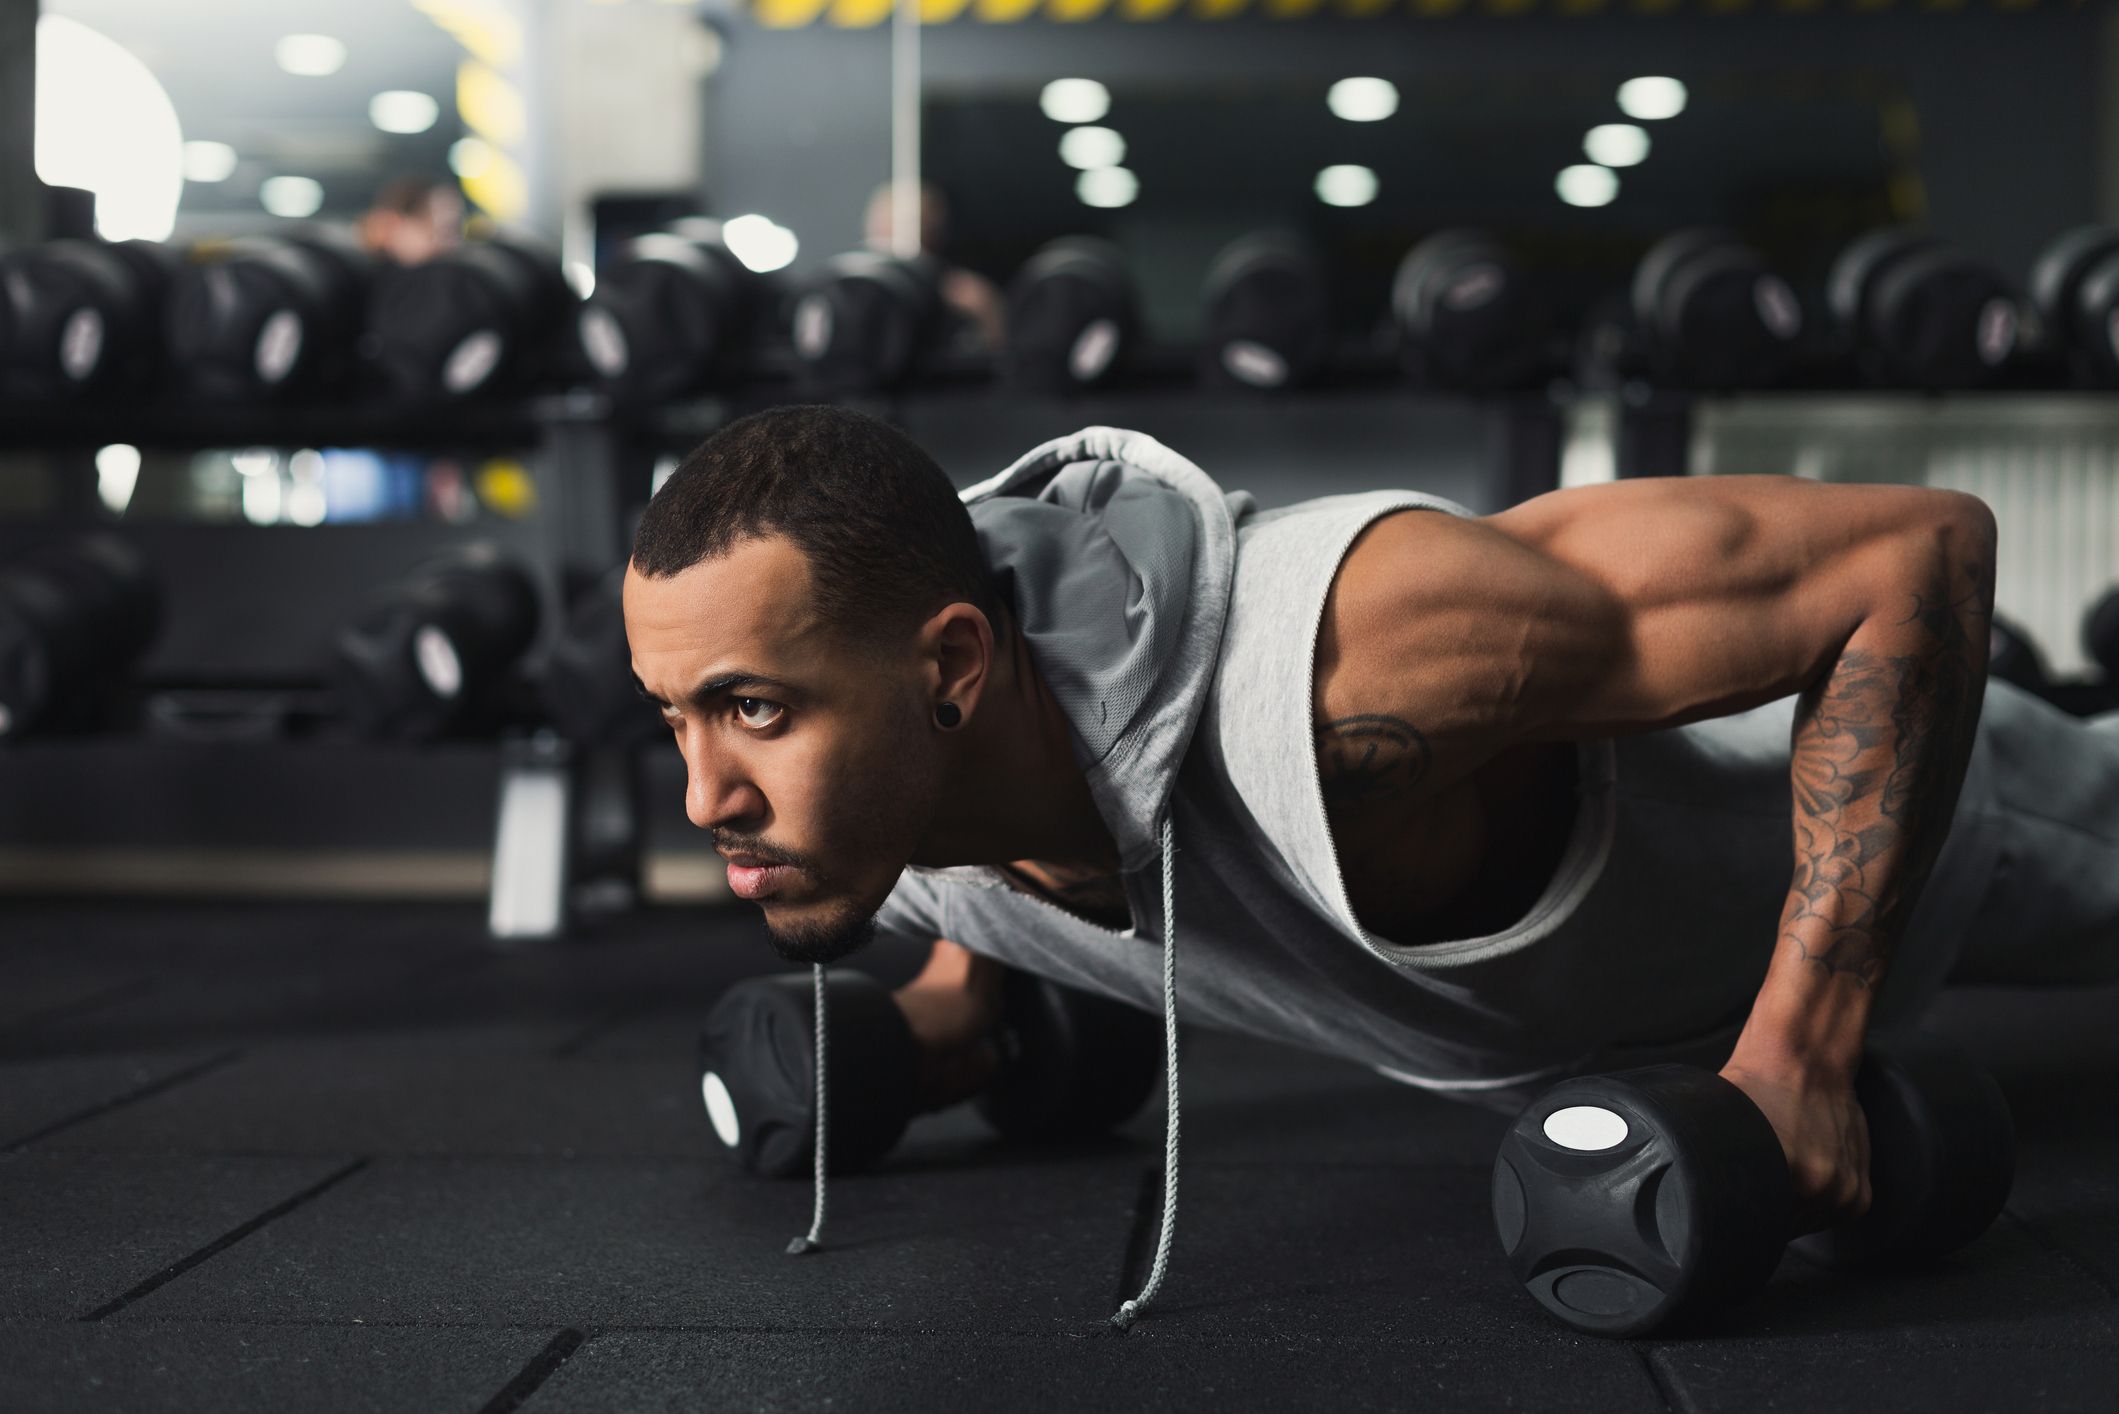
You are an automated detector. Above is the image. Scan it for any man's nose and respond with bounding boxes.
[682,738,757,833]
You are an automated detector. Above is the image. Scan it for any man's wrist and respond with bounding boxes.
[1730,974,1871,1082]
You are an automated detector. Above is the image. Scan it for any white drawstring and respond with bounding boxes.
[1110,814,1180,1332]
[787,962,828,1256]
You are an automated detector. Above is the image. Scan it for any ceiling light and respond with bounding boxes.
[1583,124,1649,167]
[1058,126,1125,170]
[1041,78,1110,125]
[449,137,494,179]
[370,90,440,135]
[260,175,324,218]
[1326,77,1398,123]
[275,34,346,78]
[1616,76,1686,121]
[1075,166,1137,209]
[182,140,238,183]
[1315,164,1379,207]
[1556,164,1618,208]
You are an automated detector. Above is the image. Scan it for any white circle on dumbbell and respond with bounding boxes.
[412,625,464,700]
[1222,339,1287,388]
[701,1070,740,1148]
[1070,318,1120,383]
[579,306,630,378]
[444,330,504,394]
[1755,276,1802,340]
[1542,1104,1629,1151]
[1976,298,2018,366]
[793,294,834,359]
[255,309,305,386]
[61,307,106,382]
[1443,262,1504,313]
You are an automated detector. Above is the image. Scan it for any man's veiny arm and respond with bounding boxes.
[1735,520,1996,1076]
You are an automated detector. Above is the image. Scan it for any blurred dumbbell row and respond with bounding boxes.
[12,220,2119,410]
[1988,593,2119,717]
[0,532,654,749]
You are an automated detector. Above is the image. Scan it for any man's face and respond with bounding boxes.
[623,535,939,965]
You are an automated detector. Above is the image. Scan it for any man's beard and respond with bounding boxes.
[766,905,879,966]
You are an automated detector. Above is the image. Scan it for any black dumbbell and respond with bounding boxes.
[789,249,946,395]
[1003,235,1139,394]
[1392,229,1552,392]
[166,232,373,401]
[1491,1031,2014,1337]
[2084,585,2119,683]
[332,543,541,741]
[579,224,769,405]
[0,238,177,399]
[1989,612,2117,717]
[2025,227,2119,389]
[1627,228,1803,391]
[541,565,663,748]
[698,965,1163,1178]
[1201,231,1330,392]
[1827,227,2019,390]
[0,535,160,741]
[369,236,577,402]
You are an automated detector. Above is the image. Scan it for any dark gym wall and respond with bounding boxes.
[0,0,35,245]
[709,7,2101,286]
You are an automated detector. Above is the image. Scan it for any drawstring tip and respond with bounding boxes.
[785,1236,821,1256]
[1107,1302,1138,1333]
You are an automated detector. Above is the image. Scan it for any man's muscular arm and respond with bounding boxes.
[1470,476,2000,1057]
[1737,527,1995,1076]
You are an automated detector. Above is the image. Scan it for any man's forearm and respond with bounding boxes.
[1734,511,1997,1077]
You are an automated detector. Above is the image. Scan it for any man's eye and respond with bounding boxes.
[733,697,783,729]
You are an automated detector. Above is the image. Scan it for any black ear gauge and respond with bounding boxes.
[934,701,962,729]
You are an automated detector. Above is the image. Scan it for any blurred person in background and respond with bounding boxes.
[864,179,1006,353]
[358,175,465,266]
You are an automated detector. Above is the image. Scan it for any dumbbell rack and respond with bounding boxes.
[0,390,651,942]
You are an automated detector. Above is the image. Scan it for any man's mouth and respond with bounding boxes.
[722,853,794,901]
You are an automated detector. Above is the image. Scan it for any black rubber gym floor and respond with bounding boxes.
[2,898,2114,1413]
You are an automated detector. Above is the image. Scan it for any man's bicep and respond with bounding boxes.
[1487,475,1989,740]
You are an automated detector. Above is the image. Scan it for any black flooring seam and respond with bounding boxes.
[75,1157,371,1323]
[1,1048,244,1153]
[2001,1205,2119,1300]
[1109,1166,1163,1320]
[0,976,160,1044]
[1636,1346,1688,1414]
[477,1327,588,1414]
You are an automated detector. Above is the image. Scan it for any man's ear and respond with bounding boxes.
[920,600,997,724]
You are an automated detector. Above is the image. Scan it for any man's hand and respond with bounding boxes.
[1718,1054,1874,1236]
[892,939,1005,1114]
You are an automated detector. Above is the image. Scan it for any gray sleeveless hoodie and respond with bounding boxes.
[784,423,2005,1328]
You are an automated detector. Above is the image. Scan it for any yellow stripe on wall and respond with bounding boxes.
[1050,0,1117,20]
[755,0,836,26]
[829,0,897,25]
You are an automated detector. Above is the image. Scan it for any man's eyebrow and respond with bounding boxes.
[631,671,794,708]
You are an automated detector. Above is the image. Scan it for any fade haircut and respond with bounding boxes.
[630,404,1003,650]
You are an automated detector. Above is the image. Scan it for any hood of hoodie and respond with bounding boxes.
[958,425,1243,874]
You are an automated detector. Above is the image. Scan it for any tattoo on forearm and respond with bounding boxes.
[1783,546,1993,987]
[1317,714,1432,807]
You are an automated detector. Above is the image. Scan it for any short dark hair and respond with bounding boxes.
[630,404,1002,649]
